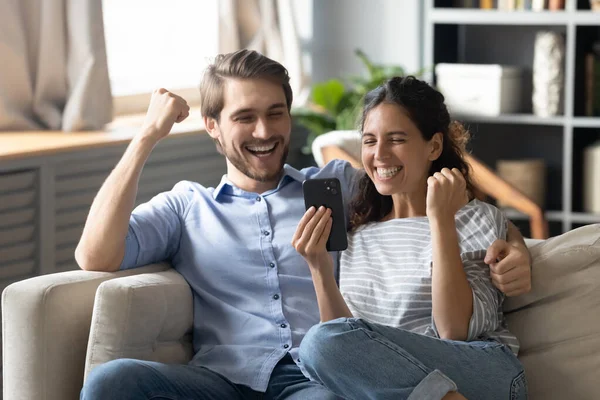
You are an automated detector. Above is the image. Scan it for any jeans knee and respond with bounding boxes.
[300,318,353,374]
[81,358,148,399]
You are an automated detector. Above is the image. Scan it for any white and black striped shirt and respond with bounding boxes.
[340,199,520,354]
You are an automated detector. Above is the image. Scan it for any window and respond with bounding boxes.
[102,0,219,115]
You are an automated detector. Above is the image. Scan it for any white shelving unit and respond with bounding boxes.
[423,0,600,236]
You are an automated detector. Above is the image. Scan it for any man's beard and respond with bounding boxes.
[221,139,289,183]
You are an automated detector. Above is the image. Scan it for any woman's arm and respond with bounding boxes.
[430,216,473,341]
[427,168,473,341]
[308,257,354,322]
[292,207,353,322]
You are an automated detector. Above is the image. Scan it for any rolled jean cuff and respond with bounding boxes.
[407,369,458,400]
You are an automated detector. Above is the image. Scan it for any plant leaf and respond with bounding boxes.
[335,107,359,131]
[311,80,345,115]
[355,49,377,79]
[291,107,336,136]
[379,65,406,78]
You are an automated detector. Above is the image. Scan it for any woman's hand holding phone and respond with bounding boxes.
[291,206,334,273]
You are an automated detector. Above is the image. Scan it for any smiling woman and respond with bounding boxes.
[102,0,219,115]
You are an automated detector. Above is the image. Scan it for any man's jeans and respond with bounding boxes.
[80,354,341,400]
[299,318,528,400]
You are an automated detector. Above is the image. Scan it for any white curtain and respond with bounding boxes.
[219,0,309,105]
[0,0,113,131]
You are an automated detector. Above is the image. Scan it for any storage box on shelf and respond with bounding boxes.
[435,63,524,116]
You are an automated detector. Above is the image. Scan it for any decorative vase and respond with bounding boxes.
[584,142,600,214]
[532,31,565,117]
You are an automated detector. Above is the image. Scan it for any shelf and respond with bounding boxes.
[573,117,600,128]
[572,11,600,26]
[455,114,565,126]
[429,9,600,26]
[570,212,600,223]
[502,209,565,221]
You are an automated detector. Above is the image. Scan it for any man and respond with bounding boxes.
[78,49,532,399]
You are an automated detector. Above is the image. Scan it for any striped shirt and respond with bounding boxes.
[339,199,520,354]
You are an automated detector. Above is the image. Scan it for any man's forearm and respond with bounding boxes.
[75,135,157,271]
[506,221,531,264]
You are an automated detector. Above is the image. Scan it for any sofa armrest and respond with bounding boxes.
[84,268,194,380]
[2,263,170,400]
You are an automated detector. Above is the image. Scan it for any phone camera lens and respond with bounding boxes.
[330,181,337,188]
[331,188,338,195]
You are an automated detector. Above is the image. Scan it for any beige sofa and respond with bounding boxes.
[3,224,600,400]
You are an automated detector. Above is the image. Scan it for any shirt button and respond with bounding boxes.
[269,262,275,268]
[283,344,289,349]
[263,231,270,236]
[273,294,280,300]
[256,196,261,202]
[280,323,287,328]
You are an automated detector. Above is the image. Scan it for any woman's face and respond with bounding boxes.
[361,103,441,196]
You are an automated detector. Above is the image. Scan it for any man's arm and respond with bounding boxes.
[75,89,190,272]
[486,221,532,297]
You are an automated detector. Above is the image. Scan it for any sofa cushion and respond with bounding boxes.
[504,223,600,400]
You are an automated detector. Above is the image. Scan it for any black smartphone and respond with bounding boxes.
[302,178,348,251]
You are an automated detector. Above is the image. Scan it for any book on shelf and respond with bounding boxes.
[497,0,514,10]
[586,42,600,117]
[496,0,534,9]
[548,0,565,10]
[532,0,546,11]
[585,53,595,117]
[454,0,480,7]
[454,0,537,9]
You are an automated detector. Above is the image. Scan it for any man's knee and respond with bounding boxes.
[81,358,150,399]
[299,318,354,373]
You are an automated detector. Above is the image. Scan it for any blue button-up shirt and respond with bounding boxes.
[120,159,358,391]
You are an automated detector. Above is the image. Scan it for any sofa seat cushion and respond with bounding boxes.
[504,224,600,399]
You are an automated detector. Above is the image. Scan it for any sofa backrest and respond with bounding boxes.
[504,224,600,399]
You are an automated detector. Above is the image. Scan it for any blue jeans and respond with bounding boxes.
[80,354,341,400]
[299,318,527,400]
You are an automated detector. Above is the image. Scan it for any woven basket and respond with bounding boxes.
[496,159,546,208]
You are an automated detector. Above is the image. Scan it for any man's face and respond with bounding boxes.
[207,78,292,186]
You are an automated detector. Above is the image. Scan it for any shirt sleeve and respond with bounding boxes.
[120,181,194,270]
[463,203,508,340]
[463,256,502,340]
[336,159,361,210]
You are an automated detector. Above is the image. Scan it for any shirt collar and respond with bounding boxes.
[212,164,307,200]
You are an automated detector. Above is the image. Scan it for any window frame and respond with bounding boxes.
[112,87,202,117]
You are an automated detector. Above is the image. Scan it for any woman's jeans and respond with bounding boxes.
[299,318,527,400]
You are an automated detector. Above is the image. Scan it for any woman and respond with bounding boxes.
[292,76,527,400]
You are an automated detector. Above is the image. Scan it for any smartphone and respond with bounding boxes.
[302,178,348,251]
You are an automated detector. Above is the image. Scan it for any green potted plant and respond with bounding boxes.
[292,49,423,155]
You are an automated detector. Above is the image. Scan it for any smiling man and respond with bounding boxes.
[77,49,532,400]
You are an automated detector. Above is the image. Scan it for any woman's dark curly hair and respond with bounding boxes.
[349,76,474,231]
